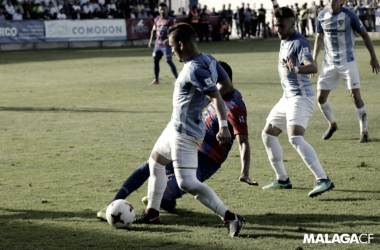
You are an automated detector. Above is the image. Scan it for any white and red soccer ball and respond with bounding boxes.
[106,199,135,228]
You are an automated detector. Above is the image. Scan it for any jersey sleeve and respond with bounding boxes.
[192,66,218,93]
[316,14,324,33]
[227,106,248,135]
[216,61,229,82]
[169,17,175,26]
[348,10,365,33]
[294,39,313,65]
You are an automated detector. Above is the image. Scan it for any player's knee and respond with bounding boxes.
[289,135,303,148]
[317,95,327,104]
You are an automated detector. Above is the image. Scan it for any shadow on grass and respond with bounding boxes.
[292,187,380,194]
[0,106,167,114]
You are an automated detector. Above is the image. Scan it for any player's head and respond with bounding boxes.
[168,23,197,62]
[158,2,168,17]
[327,0,342,13]
[274,7,296,40]
[218,61,233,83]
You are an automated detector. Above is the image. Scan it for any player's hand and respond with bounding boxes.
[310,61,318,78]
[282,56,295,72]
[370,57,380,74]
[148,41,154,48]
[216,127,231,145]
[239,175,258,186]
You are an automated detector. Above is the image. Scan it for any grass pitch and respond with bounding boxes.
[0,38,379,250]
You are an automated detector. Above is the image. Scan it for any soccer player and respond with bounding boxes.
[261,0,334,198]
[313,0,380,142]
[148,2,178,85]
[97,61,257,218]
[141,23,243,237]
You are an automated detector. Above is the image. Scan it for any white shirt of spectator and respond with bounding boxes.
[80,0,89,6]
[57,12,67,19]
[50,6,59,15]
[5,3,15,15]
[98,0,105,6]
[72,4,81,11]
[12,12,22,20]
[107,2,116,12]
[82,4,93,14]
[91,2,100,12]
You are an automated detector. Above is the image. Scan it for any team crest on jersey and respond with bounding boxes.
[302,47,311,56]
[204,78,214,88]
[338,19,344,26]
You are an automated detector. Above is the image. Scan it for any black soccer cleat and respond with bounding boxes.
[322,124,338,140]
[358,131,369,143]
[224,214,244,238]
[134,210,161,224]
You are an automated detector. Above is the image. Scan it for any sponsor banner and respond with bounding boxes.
[126,18,154,40]
[125,16,220,40]
[45,20,127,42]
[0,21,45,44]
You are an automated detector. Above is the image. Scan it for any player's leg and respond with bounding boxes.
[287,96,334,197]
[150,49,163,85]
[317,63,340,139]
[164,46,178,84]
[341,62,368,142]
[262,98,292,189]
[172,135,242,237]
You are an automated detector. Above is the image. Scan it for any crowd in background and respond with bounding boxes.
[0,0,379,38]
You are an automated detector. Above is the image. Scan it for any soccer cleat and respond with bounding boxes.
[149,80,159,85]
[308,178,335,198]
[224,214,244,238]
[358,131,369,143]
[322,123,339,140]
[262,178,292,190]
[97,206,107,221]
[134,209,161,224]
[142,196,148,207]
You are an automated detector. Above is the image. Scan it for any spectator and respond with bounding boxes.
[57,7,66,19]
[233,6,242,38]
[299,3,308,36]
[12,8,22,20]
[91,0,101,12]
[219,4,227,20]
[137,8,147,18]
[294,3,300,30]
[23,0,34,19]
[189,5,199,37]
[136,1,144,13]
[239,2,245,39]
[93,7,100,18]
[107,0,116,15]
[199,5,210,42]
[14,2,24,15]
[4,0,15,20]
[365,0,374,31]
[309,1,317,34]
[32,3,43,19]
[251,10,258,39]
[210,7,217,16]
[98,0,106,11]
[42,9,50,19]
[0,9,5,20]
[72,8,81,19]
[82,1,93,19]
[61,1,72,14]
[226,4,233,31]
[246,3,251,13]
[129,7,136,18]
[49,1,59,19]
[72,0,81,12]
[354,0,368,30]
[257,3,266,37]
[80,0,89,6]
[219,18,230,41]
[243,7,251,38]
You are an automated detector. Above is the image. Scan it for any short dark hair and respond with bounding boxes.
[274,7,295,19]
[218,61,232,82]
[168,23,196,43]
[158,2,167,8]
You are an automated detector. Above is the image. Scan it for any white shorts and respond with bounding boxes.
[153,122,203,173]
[317,61,361,90]
[266,96,316,134]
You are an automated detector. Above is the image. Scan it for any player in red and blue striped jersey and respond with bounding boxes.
[148,2,178,85]
[97,61,257,218]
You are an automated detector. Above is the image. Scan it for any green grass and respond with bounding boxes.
[0,38,379,250]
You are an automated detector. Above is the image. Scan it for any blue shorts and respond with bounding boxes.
[153,45,172,60]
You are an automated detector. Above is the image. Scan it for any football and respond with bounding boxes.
[106,199,135,229]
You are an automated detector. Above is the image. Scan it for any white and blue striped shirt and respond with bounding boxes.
[171,53,228,139]
[317,7,365,65]
[278,31,315,99]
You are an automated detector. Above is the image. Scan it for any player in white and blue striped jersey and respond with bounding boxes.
[135,23,244,238]
[313,0,380,143]
[262,1,334,198]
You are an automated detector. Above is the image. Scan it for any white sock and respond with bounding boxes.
[318,100,335,124]
[262,131,288,181]
[289,136,327,180]
[147,157,167,211]
[355,105,367,132]
[175,169,228,218]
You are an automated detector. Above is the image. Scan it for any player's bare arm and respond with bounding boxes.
[359,29,380,74]
[206,91,231,145]
[236,133,258,186]
[148,25,156,48]
[216,77,233,96]
[283,57,317,74]
[311,32,324,77]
